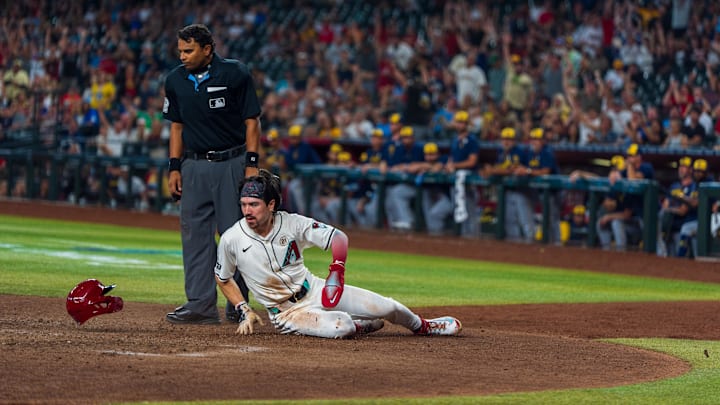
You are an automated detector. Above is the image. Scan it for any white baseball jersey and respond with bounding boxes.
[216,211,422,338]
[215,211,335,309]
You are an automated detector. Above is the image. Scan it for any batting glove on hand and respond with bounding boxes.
[322,261,345,308]
[234,302,264,335]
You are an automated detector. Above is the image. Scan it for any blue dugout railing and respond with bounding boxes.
[2,149,719,257]
[295,164,665,254]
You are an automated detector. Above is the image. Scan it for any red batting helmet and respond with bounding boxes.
[66,279,124,325]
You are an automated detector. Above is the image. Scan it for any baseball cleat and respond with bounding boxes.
[354,319,385,334]
[415,316,462,336]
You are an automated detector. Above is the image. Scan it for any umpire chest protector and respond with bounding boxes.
[163,54,260,152]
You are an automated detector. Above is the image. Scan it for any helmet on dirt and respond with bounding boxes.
[66,279,124,325]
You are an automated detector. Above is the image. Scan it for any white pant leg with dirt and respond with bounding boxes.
[268,275,422,339]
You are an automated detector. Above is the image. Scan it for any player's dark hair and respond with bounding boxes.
[239,169,282,211]
[178,24,215,52]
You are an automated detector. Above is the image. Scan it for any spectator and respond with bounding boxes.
[541,52,564,100]
[260,128,288,179]
[678,158,717,258]
[481,127,534,242]
[657,156,697,257]
[502,34,534,118]
[444,110,480,237]
[410,142,453,235]
[448,48,487,109]
[604,59,626,95]
[682,106,708,148]
[384,126,424,231]
[3,59,30,103]
[662,80,694,116]
[662,118,688,149]
[284,124,322,215]
[577,107,602,145]
[311,143,345,225]
[515,127,561,243]
[566,204,589,246]
[352,128,388,229]
[596,144,654,251]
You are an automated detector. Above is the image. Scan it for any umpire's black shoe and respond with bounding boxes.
[166,306,220,325]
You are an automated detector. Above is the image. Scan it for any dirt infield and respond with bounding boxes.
[2,200,720,404]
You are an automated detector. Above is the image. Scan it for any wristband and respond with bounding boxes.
[235,302,250,322]
[168,158,182,173]
[245,151,259,168]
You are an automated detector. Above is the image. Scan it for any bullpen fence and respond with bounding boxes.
[2,150,720,258]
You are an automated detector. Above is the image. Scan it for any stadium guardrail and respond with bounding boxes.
[3,149,720,258]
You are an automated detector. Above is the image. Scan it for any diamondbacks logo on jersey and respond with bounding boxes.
[282,240,301,266]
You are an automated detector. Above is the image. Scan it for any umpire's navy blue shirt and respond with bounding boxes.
[163,53,261,152]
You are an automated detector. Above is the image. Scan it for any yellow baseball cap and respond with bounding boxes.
[573,205,586,215]
[500,127,516,139]
[529,128,544,139]
[330,127,342,138]
[625,143,639,156]
[611,155,626,170]
[400,126,414,137]
[423,142,439,155]
[288,125,302,137]
[694,158,708,171]
[454,110,469,122]
[371,128,384,138]
[678,156,692,167]
[267,128,279,140]
[338,151,352,162]
[390,113,401,124]
[330,143,343,154]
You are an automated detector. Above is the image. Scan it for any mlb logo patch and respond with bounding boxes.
[209,97,226,109]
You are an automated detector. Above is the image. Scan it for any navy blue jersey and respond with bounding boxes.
[360,146,388,165]
[386,142,424,166]
[450,135,480,169]
[284,141,322,170]
[495,144,529,168]
[527,144,558,174]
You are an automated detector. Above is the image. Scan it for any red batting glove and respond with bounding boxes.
[322,261,345,308]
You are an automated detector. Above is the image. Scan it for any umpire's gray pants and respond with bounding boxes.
[180,155,246,317]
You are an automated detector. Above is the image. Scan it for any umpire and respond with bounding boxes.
[163,23,259,324]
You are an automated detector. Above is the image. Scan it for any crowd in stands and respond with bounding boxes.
[2,0,720,256]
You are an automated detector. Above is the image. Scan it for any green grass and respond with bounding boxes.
[3,214,720,404]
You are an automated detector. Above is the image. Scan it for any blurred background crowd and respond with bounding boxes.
[2,0,720,256]
[2,0,720,150]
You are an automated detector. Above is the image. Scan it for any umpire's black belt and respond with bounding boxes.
[184,145,245,162]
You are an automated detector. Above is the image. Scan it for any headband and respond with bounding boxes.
[240,180,265,200]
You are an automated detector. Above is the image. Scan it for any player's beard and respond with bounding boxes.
[245,211,274,236]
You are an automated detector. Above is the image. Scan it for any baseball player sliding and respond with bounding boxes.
[214,169,462,338]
